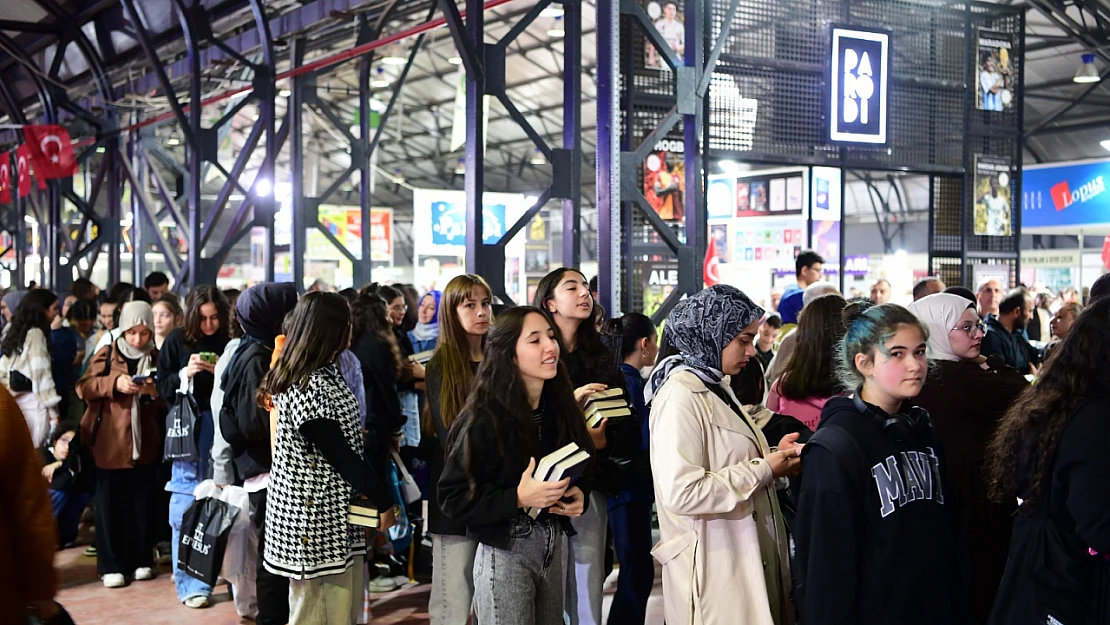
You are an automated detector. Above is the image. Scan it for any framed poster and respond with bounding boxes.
[974,155,1013,236]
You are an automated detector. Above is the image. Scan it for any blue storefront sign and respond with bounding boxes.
[1023,160,1110,229]
[430,200,508,245]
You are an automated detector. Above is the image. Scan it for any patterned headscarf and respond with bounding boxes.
[646,285,764,402]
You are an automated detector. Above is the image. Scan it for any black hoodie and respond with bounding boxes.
[793,395,968,625]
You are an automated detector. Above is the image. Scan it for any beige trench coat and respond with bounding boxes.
[649,370,795,625]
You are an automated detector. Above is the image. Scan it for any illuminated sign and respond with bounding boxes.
[830,26,889,145]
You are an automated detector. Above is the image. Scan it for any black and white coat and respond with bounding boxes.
[263,364,367,580]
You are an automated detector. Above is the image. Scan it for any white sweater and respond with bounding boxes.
[0,327,62,410]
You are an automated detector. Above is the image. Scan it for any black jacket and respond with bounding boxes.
[219,338,273,481]
[423,356,474,536]
[437,403,591,549]
[157,328,229,412]
[990,395,1110,625]
[350,332,406,479]
[980,317,1039,374]
[794,396,967,625]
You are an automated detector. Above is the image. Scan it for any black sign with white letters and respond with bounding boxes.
[829,26,889,145]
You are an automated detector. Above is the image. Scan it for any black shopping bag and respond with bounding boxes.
[163,390,200,462]
[178,496,241,586]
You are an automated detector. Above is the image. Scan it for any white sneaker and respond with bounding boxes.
[133,567,155,581]
[368,577,397,593]
[391,575,410,587]
[103,573,127,588]
[184,596,210,609]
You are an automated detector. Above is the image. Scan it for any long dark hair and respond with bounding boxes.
[779,294,847,399]
[445,307,594,492]
[257,292,352,404]
[183,285,230,347]
[533,267,615,384]
[988,296,1110,503]
[1,289,57,357]
[601,313,656,361]
[352,290,401,374]
[423,274,492,434]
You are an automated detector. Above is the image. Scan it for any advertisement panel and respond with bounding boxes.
[829,26,889,144]
[976,30,1014,112]
[973,155,1013,236]
[1023,159,1110,230]
[369,208,393,263]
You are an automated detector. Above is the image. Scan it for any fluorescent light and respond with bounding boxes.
[530,149,547,165]
[255,178,273,197]
[454,158,466,175]
[279,89,291,97]
[96,146,105,154]
[540,6,564,18]
[1101,139,1110,151]
[392,168,405,184]
[167,136,181,146]
[381,55,407,66]
[447,56,463,65]
[718,159,739,173]
[548,15,565,38]
[370,78,391,88]
[381,43,407,66]
[1075,53,1100,83]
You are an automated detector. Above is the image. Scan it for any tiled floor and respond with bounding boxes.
[55,545,666,624]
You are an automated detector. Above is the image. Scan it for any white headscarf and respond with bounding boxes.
[907,293,976,362]
[114,302,155,460]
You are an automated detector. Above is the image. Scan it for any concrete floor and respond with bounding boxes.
[54,544,666,624]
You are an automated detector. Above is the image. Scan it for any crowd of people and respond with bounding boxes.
[3,257,1110,625]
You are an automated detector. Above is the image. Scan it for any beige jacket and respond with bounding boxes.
[649,370,794,625]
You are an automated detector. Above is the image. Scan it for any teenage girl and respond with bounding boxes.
[793,304,967,625]
[438,306,595,625]
[424,275,492,624]
[533,267,640,625]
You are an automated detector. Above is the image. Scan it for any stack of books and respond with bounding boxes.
[347,499,381,528]
[410,350,434,365]
[583,388,631,428]
[525,442,591,519]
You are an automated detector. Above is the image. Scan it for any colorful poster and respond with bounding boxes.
[642,260,679,317]
[710,225,728,263]
[736,182,750,215]
[750,181,768,212]
[644,149,685,221]
[707,177,734,219]
[369,208,392,263]
[977,30,1014,112]
[974,155,1013,236]
[643,1,684,71]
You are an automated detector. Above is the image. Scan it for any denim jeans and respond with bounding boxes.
[606,501,654,625]
[429,533,478,624]
[565,491,608,625]
[170,492,213,601]
[473,516,565,625]
[50,489,91,546]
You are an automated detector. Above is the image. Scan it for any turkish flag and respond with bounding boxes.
[0,155,10,204]
[15,145,32,198]
[704,237,720,287]
[22,124,76,180]
[1101,236,1110,271]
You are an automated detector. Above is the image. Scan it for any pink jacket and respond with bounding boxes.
[766,379,831,432]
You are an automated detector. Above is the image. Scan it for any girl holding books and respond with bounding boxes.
[259,292,395,624]
[533,268,641,625]
[438,306,595,625]
[423,274,493,624]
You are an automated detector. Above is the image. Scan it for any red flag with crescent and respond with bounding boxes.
[703,236,720,287]
[22,124,76,180]
[0,153,10,204]
[15,145,32,197]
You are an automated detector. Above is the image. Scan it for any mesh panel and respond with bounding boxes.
[931,256,964,289]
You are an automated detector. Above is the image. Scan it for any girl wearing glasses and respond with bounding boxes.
[908,293,1028,623]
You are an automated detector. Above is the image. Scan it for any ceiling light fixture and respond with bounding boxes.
[447,56,463,65]
[530,148,547,165]
[381,43,408,66]
[392,168,405,184]
[279,88,291,97]
[1074,52,1100,83]
[547,15,565,38]
[1100,139,1110,152]
[255,177,273,197]
[454,158,466,175]
[167,135,181,146]
[370,67,391,89]
[540,6,564,18]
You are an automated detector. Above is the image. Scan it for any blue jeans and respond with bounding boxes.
[606,501,654,625]
[170,492,213,601]
[50,489,91,546]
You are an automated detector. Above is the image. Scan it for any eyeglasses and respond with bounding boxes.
[950,321,986,338]
[388,304,408,313]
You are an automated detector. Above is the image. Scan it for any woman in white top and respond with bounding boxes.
[0,289,63,447]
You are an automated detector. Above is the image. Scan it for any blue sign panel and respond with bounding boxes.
[430,200,508,245]
[1022,160,1110,229]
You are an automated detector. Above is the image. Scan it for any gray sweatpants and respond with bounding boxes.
[473,516,566,625]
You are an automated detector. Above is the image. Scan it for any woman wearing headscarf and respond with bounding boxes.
[218,282,298,625]
[1,289,27,324]
[646,285,801,625]
[78,301,165,589]
[907,293,1028,622]
[408,290,441,355]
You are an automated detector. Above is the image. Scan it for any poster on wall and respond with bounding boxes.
[787,176,804,211]
[976,30,1014,112]
[974,155,1013,236]
[643,0,684,71]
[750,181,768,212]
[710,225,729,262]
[369,208,393,263]
[735,182,750,215]
[707,177,734,219]
[642,260,679,317]
[643,138,685,221]
[769,178,786,212]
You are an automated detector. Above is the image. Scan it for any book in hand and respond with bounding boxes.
[410,350,434,364]
[582,389,631,428]
[347,499,380,528]
[526,442,591,519]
